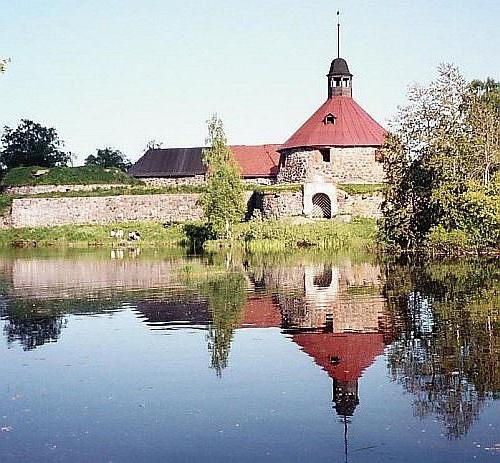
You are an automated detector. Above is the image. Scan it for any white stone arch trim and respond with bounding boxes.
[303,182,338,219]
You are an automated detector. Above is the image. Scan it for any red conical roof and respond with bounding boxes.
[292,332,385,382]
[281,96,386,150]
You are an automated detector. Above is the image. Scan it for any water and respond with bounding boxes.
[0,248,498,462]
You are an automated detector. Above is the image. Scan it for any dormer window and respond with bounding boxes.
[324,113,336,125]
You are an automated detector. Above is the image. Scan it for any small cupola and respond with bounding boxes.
[327,12,353,98]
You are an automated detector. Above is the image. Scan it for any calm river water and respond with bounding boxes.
[0,248,499,462]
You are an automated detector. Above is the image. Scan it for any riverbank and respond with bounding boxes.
[0,218,378,252]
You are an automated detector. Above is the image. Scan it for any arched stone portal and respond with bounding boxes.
[303,181,338,219]
[312,193,332,219]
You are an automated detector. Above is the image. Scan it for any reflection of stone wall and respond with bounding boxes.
[274,263,386,333]
[4,258,181,298]
[277,147,385,184]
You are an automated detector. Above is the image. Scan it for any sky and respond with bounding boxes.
[1,0,499,165]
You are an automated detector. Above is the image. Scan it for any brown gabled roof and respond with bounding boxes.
[128,147,205,177]
[129,145,280,178]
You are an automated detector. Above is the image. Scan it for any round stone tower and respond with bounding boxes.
[277,16,386,194]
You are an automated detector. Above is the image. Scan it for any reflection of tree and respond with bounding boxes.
[0,300,66,351]
[4,313,66,351]
[0,296,123,351]
[202,273,247,376]
[384,259,500,438]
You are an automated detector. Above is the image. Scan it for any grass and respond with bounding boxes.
[0,221,190,248]
[250,183,302,194]
[2,165,142,186]
[0,218,378,251]
[338,183,386,195]
[0,195,14,215]
[205,218,378,253]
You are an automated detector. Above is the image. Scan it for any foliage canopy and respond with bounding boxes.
[0,119,72,171]
[85,147,132,171]
[380,65,500,253]
[200,115,246,239]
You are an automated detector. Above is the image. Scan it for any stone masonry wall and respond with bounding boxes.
[260,191,303,219]
[3,183,130,196]
[254,190,382,220]
[140,176,206,187]
[10,194,204,228]
[5,189,381,228]
[277,147,385,184]
[337,191,383,219]
[141,176,275,187]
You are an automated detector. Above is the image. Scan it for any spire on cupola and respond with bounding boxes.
[327,11,352,98]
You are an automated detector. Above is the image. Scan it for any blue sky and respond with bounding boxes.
[1,0,499,164]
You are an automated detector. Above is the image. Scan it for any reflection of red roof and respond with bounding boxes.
[281,96,386,150]
[231,145,280,178]
[292,332,385,382]
[241,296,281,328]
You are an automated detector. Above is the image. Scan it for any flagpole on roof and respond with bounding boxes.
[337,11,341,58]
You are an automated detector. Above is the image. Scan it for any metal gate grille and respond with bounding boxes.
[312,193,332,219]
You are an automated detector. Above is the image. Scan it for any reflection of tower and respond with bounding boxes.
[332,378,359,417]
[293,331,386,461]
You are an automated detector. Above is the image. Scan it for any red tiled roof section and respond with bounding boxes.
[128,145,280,179]
[292,332,385,382]
[281,96,386,150]
[231,144,281,178]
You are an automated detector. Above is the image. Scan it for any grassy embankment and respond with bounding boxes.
[0,218,378,251]
[2,166,141,186]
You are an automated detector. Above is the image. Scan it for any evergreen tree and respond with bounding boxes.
[200,115,246,239]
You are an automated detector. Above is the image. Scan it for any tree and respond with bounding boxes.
[0,119,72,170]
[381,64,500,252]
[471,78,500,114]
[84,147,131,171]
[200,115,246,239]
[144,140,164,152]
[0,58,10,73]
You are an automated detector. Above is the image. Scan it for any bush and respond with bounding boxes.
[427,225,473,255]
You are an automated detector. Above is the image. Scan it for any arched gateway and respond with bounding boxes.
[312,193,332,219]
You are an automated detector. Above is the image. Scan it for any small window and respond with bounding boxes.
[320,148,331,162]
[375,149,384,163]
[324,113,336,125]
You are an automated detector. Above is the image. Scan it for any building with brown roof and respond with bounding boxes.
[129,20,386,219]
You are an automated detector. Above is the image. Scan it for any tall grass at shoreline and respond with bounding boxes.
[0,218,378,252]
